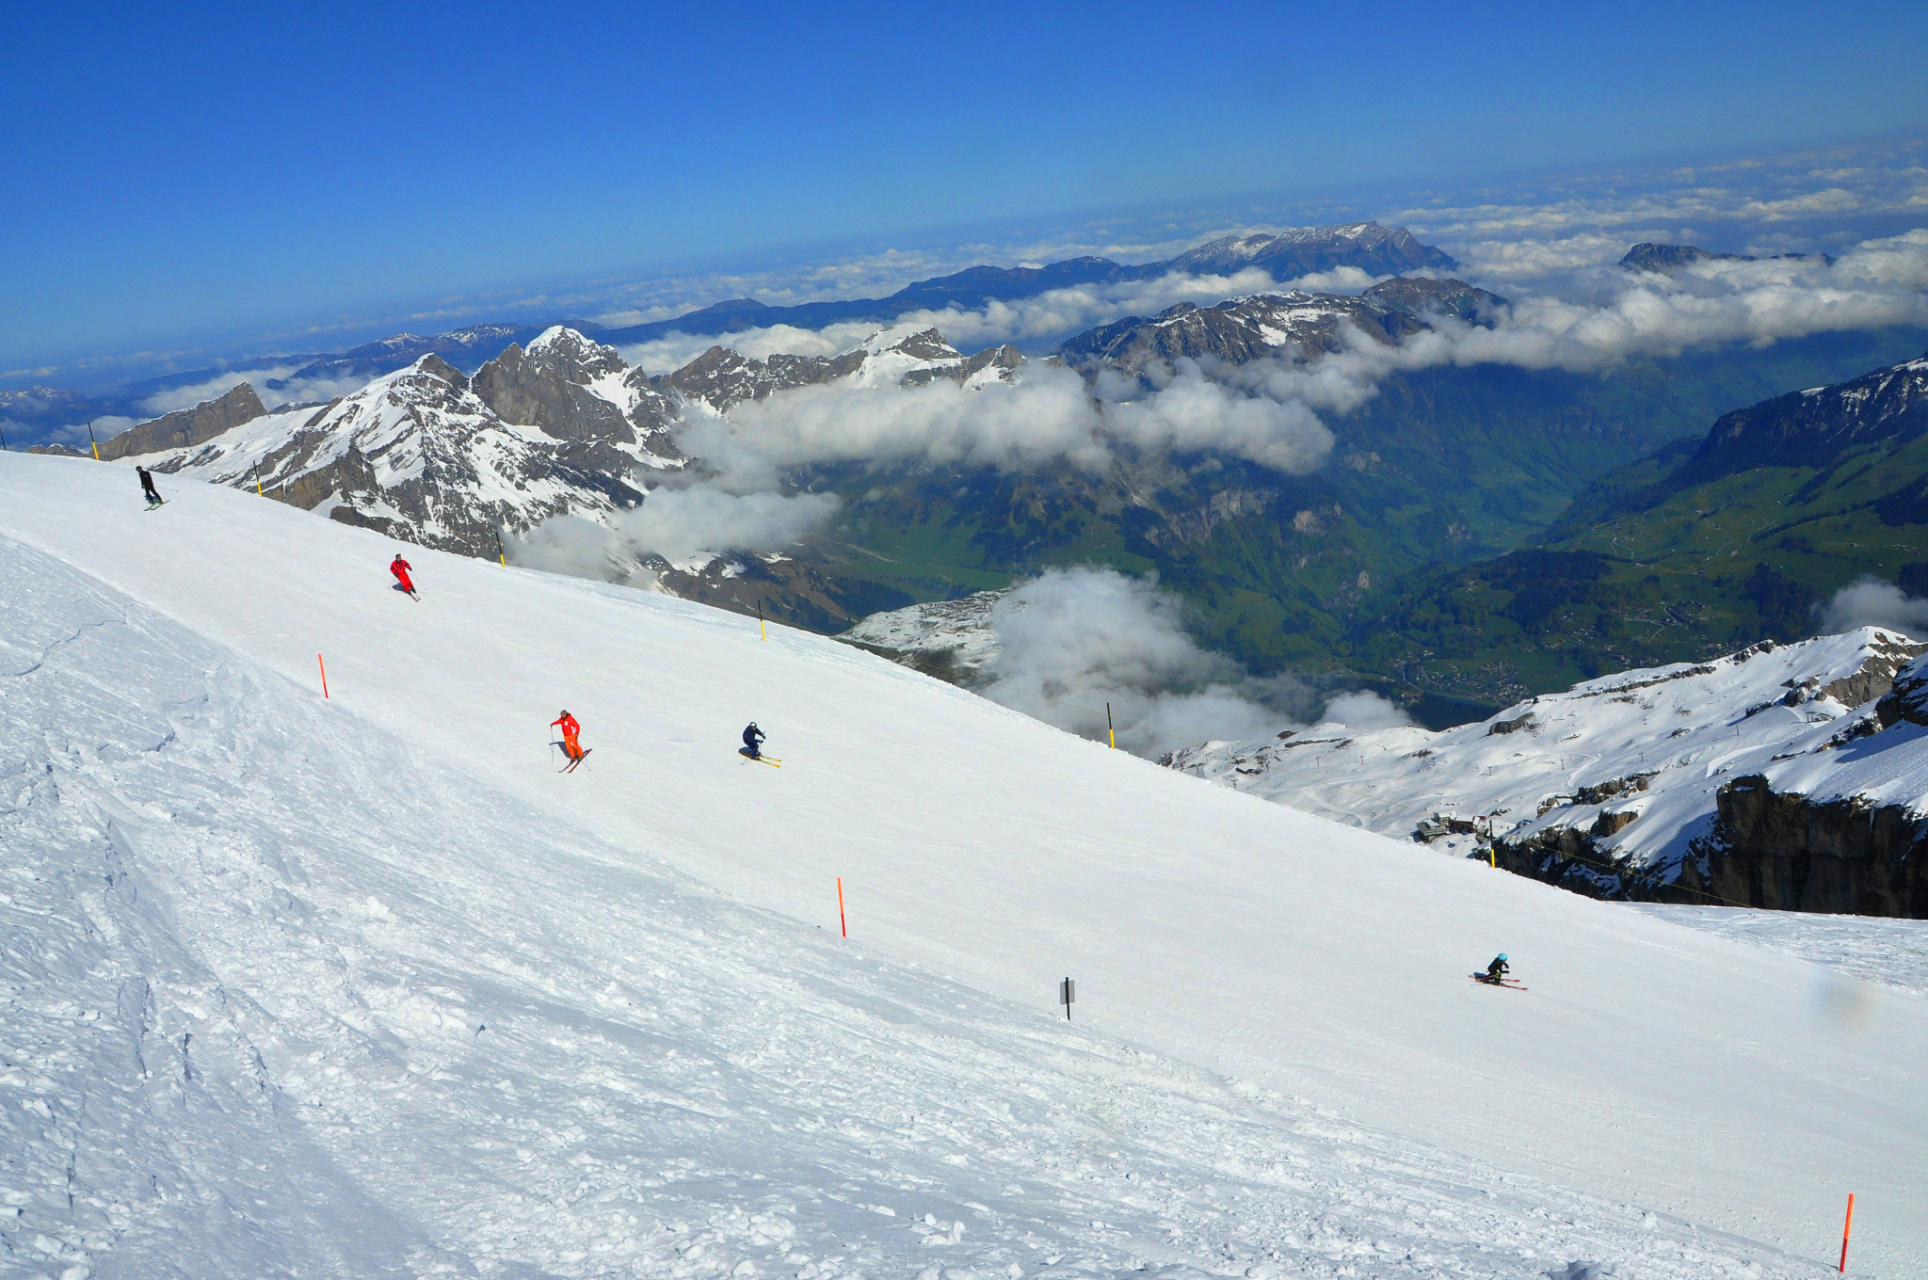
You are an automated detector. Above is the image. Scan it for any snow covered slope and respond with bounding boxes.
[4,452,1926,1276]
[1167,631,1923,891]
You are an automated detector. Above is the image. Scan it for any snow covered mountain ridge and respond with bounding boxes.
[1166,628,1928,914]
[95,324,1020,566]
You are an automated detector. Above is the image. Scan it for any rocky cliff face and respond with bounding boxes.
[1677,777,1928,916]
[99,383,267,460]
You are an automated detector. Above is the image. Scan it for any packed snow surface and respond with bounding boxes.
[3,453,1926,1277]
[1167,631,1923,884]
[1636,905,1928,998]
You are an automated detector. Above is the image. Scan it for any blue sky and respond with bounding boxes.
[4,0,1926,379]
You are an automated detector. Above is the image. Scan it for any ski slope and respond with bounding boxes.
[3,453,1925,1277]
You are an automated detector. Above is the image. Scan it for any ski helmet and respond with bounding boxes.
[1497,953,1508,961]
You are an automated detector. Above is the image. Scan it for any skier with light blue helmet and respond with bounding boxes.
[1485,953,1510,982]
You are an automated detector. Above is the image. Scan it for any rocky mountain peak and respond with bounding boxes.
[874,327,960,362]
[1361,276,1509,325]
[525,326,628,383]
[99,382,267,461]
[415,354,469,389]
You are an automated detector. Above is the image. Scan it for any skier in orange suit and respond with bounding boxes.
[552,710,584,762]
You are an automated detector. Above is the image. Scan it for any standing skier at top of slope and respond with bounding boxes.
[137,465,162,507]
[553,710,584,763]
[741,722,766,760]
[390,553,417,599]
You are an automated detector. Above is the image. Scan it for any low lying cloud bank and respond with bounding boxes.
[640,227,1928,485]
[508,487,839,581]
[1817,578,1928,637]
[978,567,1407,757]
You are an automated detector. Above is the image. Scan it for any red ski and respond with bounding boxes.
[1470,973,1527,990]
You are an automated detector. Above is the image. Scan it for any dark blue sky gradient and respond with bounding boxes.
[4,0,1926,370]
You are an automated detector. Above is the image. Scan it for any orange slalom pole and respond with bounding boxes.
[1840,1193,1854,1272]
[318,654,329,700]
[837,877,846,938]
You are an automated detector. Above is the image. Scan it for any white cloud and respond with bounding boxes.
[613,486,840,564]
[977,566,1405,756]
[137,366,379,419]
[1817,578,1928,637]
[503,514,637,583]
[701,363,1114,479]
[139,370,297,415]
[1107,363,1334,472]
[1316,690,1415,731]
[507,486,840,583]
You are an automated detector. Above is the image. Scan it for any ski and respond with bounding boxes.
[562,749,592,773]
[738,749,781,767]
[144,501,166,510]
[1469,974,1527,990]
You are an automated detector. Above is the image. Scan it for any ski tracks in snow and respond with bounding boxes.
[0,536,1832,1279]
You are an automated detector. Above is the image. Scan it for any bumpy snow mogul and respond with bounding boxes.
[1166,628,1927,912]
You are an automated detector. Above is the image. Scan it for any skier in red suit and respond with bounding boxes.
[552,710,584,762]
[390,554,417,598]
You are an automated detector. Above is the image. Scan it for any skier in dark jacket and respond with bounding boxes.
[741,722,766,760]
[1485,953,1510,982]
[137,466,162,506]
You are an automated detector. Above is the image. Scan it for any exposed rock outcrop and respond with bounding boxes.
[1681,776,1928,916]
[99,383,267,460]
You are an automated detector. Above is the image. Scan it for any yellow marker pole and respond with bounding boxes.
[1106,701,1115,749]
[494,527,506,567]
[1489,848,1496,868]
[87,421,100,461]
[757,599,767,641]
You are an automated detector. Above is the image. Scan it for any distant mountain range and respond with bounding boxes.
[0,222,1450,447]
[64,324,1025,630]
[24,225,1928,728]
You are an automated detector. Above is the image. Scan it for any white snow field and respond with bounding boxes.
[2,454,1924,1278]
